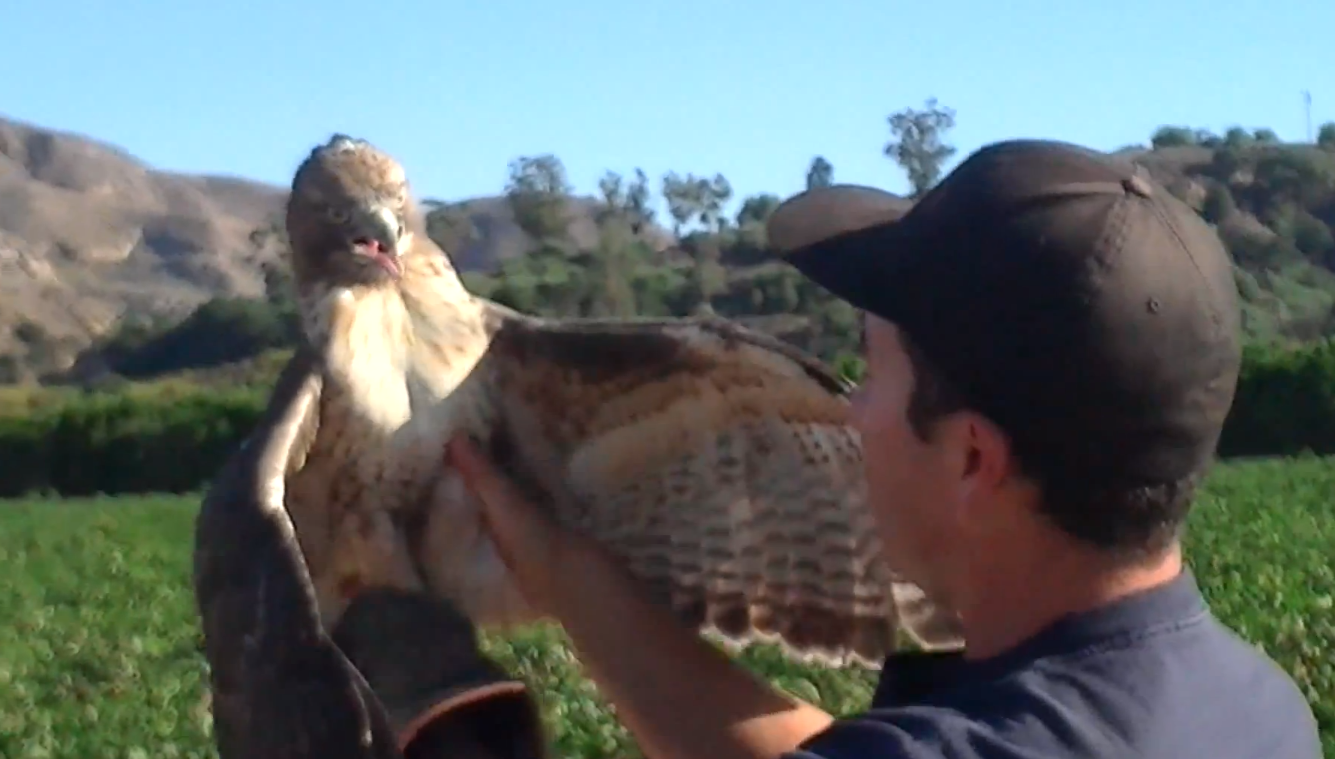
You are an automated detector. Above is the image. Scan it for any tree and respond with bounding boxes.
[695,173,733,233]
[736,194,781,227]
[1194,129,1222,148]
[596,171,627,225]
[1290,212,1335,258]
[661,171,699,237]
[806,156,834,189]
[1253,128,1280,144]
[884,98,957,198]
[624,168,655,233]
[422,200,478,257]
[1223,126,1255,149]
[1317,122,1335,151]
[1252,150,1335,211]
[588,170,644,317]
[1201,184,1236,225]
[1150,126,1197,148]
[505,154,573,246]
[685,240,726,316]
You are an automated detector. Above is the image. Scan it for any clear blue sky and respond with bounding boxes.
[3,0,1330,221]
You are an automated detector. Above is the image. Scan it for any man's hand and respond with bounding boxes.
[446,434,611,615]
[446,433,835,759]
[331,588,547,759]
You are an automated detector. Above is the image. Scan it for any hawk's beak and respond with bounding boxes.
[351,205,404,279]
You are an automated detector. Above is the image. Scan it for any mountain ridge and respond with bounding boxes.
[0,114,677,373]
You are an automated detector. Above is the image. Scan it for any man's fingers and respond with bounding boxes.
[446,435,538,547]
[447,435,503,499]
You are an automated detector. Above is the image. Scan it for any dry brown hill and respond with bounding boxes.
[0,115,287,368]
[419,193,675,273]
[0,115,673,373]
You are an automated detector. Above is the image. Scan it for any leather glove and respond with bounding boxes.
[331,588,548,759]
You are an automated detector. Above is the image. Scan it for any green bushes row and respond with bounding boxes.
[0,390,265,498]
[825,340,1335,461]
[0,339,1332,498]
[1217,338,1335,458]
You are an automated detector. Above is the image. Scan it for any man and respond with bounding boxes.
[440,139,1321,759]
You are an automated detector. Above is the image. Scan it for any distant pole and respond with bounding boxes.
[1303,90,1312,142]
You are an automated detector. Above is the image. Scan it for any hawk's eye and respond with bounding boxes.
[326,206,350,224]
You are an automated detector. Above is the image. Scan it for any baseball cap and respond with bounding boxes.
[767,139,1243,492]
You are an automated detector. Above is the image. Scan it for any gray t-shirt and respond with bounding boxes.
[788,572,1321,758]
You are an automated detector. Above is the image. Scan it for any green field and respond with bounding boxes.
[1,456,1332,758]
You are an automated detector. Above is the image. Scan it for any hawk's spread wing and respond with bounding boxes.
[192,347,405,759]
[476,314,964,666]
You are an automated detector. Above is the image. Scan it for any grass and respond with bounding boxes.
[0,456,1332,758]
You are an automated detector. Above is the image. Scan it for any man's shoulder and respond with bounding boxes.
[788,580,1319,759]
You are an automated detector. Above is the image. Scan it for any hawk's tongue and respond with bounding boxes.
[375,251,401,278]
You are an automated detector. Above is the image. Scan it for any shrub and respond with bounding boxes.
[0,339,1332,497]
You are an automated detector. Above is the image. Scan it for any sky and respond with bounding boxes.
[3,0,1331,222]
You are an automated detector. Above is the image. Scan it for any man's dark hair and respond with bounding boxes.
[899,331,1196,562]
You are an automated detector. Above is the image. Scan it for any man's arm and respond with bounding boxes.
[546,542,836,759]
[446,436,835,759]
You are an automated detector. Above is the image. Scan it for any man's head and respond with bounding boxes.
[768,140,1242,607]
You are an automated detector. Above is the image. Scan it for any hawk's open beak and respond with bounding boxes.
[351,205,403,279]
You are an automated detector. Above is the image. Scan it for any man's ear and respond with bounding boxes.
[950,412,1020,522]
[965,413,1015,483]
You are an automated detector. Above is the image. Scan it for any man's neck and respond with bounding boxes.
[958,541,1184,661]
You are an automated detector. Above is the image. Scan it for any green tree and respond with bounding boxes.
[586,170,643,317]
[695,174,733,233]
[422,200,478,256]
[596,171,627,225]
[1252,150,1335,211]
[806,156,834,189]
[661,171,699,237]
[1193,129,1222,148]
[624,168,655,234]
[1223,126,1255,149]
[1201,184,1237,225]
[1317,122,1335,151]
[736,194,781,228]
[1253,128,1280,144]
[686,239,726,315]
[1151,126,1197,148]
[505,154,573,247]
[884,98,957,198]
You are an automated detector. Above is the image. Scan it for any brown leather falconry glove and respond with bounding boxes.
[331,588,548,759]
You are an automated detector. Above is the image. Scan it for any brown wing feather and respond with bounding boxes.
[477,314,963,667]
[192,346,406,759]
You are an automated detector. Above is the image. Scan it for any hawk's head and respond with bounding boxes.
[285,134,424,289]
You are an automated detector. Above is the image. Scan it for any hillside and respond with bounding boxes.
[1122,135,1335,341]
[0,115,285,367]
[0,114,674,378]
[2,106,1335,385]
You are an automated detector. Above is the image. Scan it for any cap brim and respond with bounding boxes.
[766,184,917,317]
[787,225,909,317]
[396,678,532,753]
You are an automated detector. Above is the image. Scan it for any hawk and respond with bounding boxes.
[193,134,963,754]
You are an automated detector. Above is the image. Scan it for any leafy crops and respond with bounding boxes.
[0,455,1331,758]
